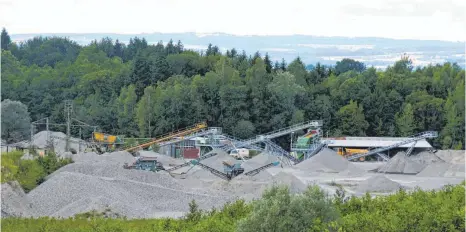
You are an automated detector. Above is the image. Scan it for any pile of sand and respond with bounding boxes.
[356,175,403,193]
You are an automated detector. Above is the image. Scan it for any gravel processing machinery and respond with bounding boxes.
[123,157,165,172]
[191,159,280,181]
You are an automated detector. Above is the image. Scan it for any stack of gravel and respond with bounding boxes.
[415,150,465,177]
[270,172,307,193]
[31,131,87,156]
[417,162,465,178]
[243,153,280,173]
[410,151,443,165]
[1,181,36,218]
[434,150,465,164]
[138,151,186,168]
[377,152,424,174]
[356,175,403,193]
[28,171,233,218]
[295,148,364,174]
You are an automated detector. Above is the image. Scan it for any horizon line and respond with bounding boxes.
[8,31,465,43]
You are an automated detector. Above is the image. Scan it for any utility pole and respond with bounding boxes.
[148,91,151,137]
[64,100,73,152]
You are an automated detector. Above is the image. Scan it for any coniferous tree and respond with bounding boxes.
[1,28,12,50]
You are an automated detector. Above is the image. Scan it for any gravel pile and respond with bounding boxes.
[31,131,87,155]
[295,148,364,174]
[271,172,307,193]
[1,181,36,218]
[377,152,424,174]
[410,151,443,165]
[434,150,465,164]
[138,151,186,168]
[356,175,403,193]
[28,170,233,218]
[417,163,465,178]
[201,149,237,170]
[234,169,274,182]
[72,151,135,164]
[243,153,280,172]
[27,149,236,218]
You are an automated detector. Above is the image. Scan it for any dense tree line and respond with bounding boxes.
[1,28,464,149]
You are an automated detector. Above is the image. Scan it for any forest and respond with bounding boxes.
[1,28,465,149]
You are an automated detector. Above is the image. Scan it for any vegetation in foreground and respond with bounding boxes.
[2,183,464,232]
[1,151,73,192]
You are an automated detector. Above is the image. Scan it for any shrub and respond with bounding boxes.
[237,185,339,232]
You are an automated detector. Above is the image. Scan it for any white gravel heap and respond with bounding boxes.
[377,152,425,174]
[243,153,280,172]
[27,150,234,219]
[434,150,465,164]
[295,148,364,174]
[1,181,36,218]
[417,163,465,178]
[410,151,443,165]
[271,172,308,193]
[356,175,403,193]
[30,131,87,156]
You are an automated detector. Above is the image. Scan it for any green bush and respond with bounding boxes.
[237,185,339,232]
[335,184,465,232]
[0,151,73,192]
[1,151,22,183]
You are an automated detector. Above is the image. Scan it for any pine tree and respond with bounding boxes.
[175,40,184,53]
[1,28,12,50]
[280,58,287,71]
[264,53,273,73]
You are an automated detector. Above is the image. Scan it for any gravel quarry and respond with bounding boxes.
[2,146,464,219]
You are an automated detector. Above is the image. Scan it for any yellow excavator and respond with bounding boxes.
[336,148,368,161]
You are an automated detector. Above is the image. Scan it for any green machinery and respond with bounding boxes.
[292,128,322,160]
[123,157,165,172]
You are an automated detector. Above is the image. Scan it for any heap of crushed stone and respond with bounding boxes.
[434,150,465,164]
[377,152,424,174]
[200,149,237,170]
[356,175,403,193]
[28,170,233,219]
[72,151,135,164]
[295,148,364,174]
[138,151,186,168]
[243,153,280,172]
[417,163,465,178]
[1,181,36,218]
[30,131,88,156]
[409,151,443,165]
[270,172,307,193]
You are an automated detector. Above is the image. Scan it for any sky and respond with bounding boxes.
[0,0,465,42]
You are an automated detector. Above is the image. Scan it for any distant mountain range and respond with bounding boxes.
[10,33,465,69]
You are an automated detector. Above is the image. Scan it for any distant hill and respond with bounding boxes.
[10,32,465,69]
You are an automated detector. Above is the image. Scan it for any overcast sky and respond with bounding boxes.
[1,0,465,41]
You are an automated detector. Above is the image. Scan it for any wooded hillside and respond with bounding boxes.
[1,28,464,149]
